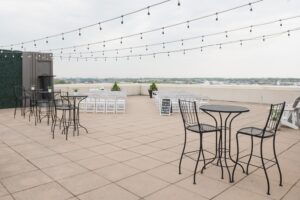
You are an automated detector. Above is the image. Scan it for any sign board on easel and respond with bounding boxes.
[160,98,171,116]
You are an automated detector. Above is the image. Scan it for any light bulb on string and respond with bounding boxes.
[147,6,150,15]
[103,41,106,48]
[225,31,228,38]
[98,23,102,30]
[78,29,81,36]
[73,47,76,52]
[219,44,222,49]
[287,30,290,37]
[87,44,90,50]
[21,43,24,49]
[104,57,107,62]
[186,21,190,29]
[34,40,37,47]
[120,37,123,44]
[140,33,143,39]
[162,43,165,48]
[249,3,253,11]
[249,25,253,33]
[61,33,64,40]
[167,52,170,57]
[121,15,124,24]
[240,40,243,46]
[153,53,156,58]
[130,48,132,53]
[116,49,119,54]
[162,27,165,35]
[201,36,204,42]
[145,45,148,51]
[177,0,180,6]
[102,51,104,56]
[181,39,184,46]
[215,13,218,21]
[46,37,49,44]
[139,55,142,60]
[60,48,63,54]
[262,35,265,42]
[279,19,283,27]
[183,49,186,55]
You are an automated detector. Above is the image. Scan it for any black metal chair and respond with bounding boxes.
[178,99,220,184]
[51,91,73,140]
[13,86,30,118]
[232,102,285,195]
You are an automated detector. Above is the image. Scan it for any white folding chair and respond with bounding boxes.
[116,98,126,113]
[95,97,106,113]
[171,98,180,113]
[106,98,116,113]
[86,95,96,112]
[281,97,300,129]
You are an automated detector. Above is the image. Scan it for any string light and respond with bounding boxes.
[240,40,243,46]
[163,43,165,48]
[249,3,253,11]
[120,37,123,44]
[202,36,204,42]
[121,15,124,24]
[34,40,36,47]
[40,1,268,53]
[250,25,253,32]
[61,33,64,40]
[287,30,290,36]
[262,35,265,41]
[181,39,184,46]
[140,33,143,39]
[99,23,102,30]
[186,21,190,29]
[279,19,283,27]
[147,6,150,15]
[219,44,222,49]
[145,45,148,51]
[58,28,300,61]
[46,37,49,43]
[177,0,181,6]
[0,0,264,49]
[103,41,106,47]
[225,31,228,38]
[215,13,219,21]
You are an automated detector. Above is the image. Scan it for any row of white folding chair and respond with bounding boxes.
[81,97,126,113]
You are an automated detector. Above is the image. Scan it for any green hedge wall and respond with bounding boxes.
[0,50,22,109]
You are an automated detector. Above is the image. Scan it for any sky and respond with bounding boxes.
[0,0,300,78]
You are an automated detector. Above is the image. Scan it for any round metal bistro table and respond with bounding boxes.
[199,104,249,183]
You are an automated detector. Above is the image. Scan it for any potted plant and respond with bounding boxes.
[73,88,78,95]
[148,82,158,98]
[111,82,121,91]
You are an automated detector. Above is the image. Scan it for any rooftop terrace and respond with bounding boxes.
[0,96,299,200]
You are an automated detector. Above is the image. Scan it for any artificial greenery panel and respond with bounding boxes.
[0,50,22,108]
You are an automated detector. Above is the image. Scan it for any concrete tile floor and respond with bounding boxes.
[0,96,299,200]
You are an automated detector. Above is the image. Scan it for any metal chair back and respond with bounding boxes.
[264,102,285,134]
[179,99,200,127]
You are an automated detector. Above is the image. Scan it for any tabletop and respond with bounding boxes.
[200,104,249,113]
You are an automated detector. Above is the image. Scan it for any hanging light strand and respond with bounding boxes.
[0,0,172,48]
[38,0,264,52]
[54,15,300,56]
[51,27,300,61]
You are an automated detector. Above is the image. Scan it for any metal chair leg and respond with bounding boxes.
[232,133,240,182]
[273,136,283,186]
[260,139,271,195]
[179,129,187,174]
[193,134,203,184]
[246,136,254,175]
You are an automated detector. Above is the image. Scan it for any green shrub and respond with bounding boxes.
[111,82,121,91]
[149,82,158,91]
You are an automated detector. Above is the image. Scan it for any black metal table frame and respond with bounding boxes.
[200,105,249,183]
[61,95,88,136]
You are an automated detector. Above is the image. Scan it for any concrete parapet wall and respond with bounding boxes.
[55,83,300,104]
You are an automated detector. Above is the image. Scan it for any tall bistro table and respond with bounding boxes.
[199,104,249,183]
[61,94,88,136]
